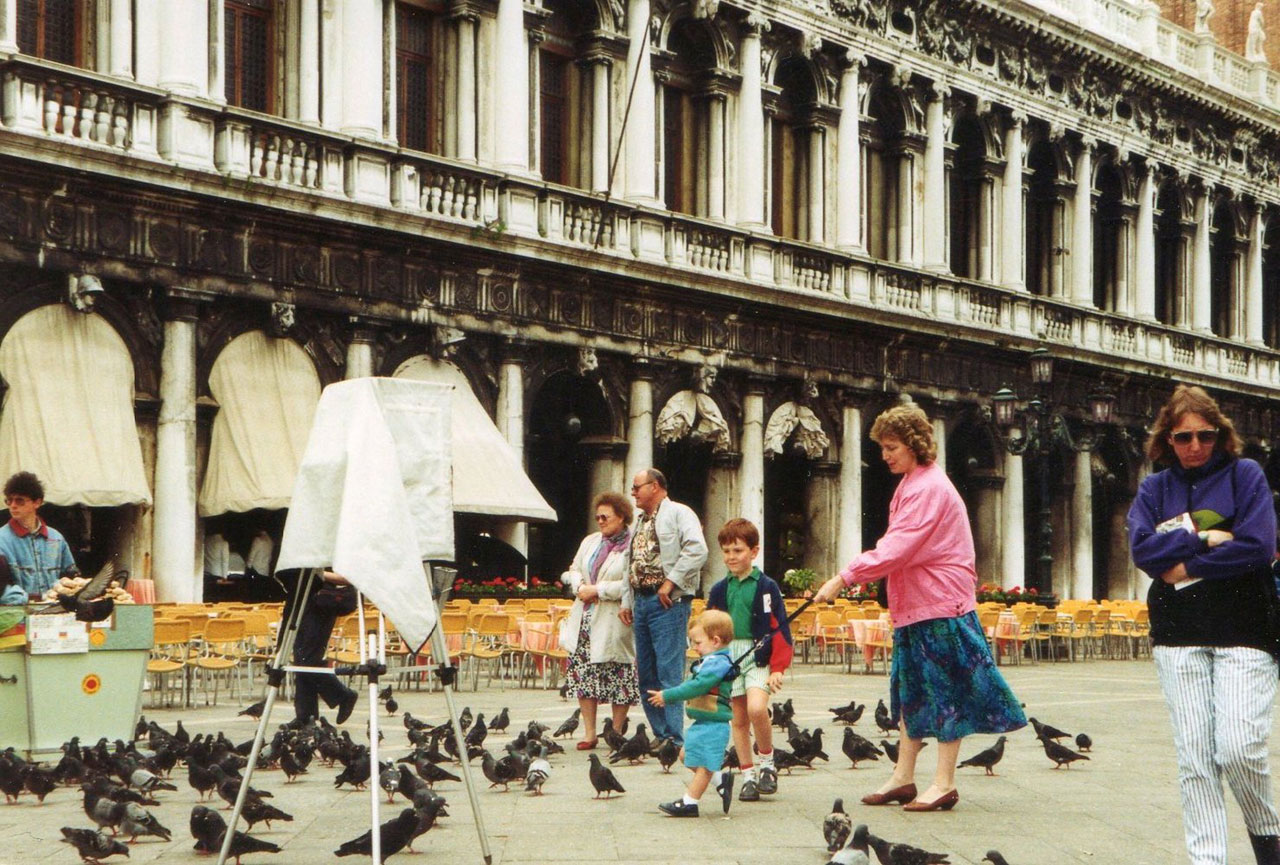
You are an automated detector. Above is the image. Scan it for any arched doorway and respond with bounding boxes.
[949,113,989,279]
[526,371,612,581]
[1093,156,1128,312]
[1154,178,1186,326]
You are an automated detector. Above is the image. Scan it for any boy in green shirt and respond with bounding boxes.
[706,518,793,802]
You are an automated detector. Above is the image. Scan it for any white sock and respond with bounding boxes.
[743,766,757,782]
[759,751,775,770]
[711,771,723,786]
[683,794,699,806]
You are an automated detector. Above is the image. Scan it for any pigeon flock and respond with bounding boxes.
[0,675,1096,864]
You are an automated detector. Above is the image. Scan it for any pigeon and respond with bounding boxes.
[128,768,177,794]
[868,832,950,865]
[380,763,401,802]
[238,700,266,720]
[480,750,516,791]
[525,745,551,795]
[983,852,1013,865]
[120,802,172,842]
[279,748,305,782]
[608,723,650,764]
[1038,734,1090,768]
[793,728,830,763]
[215,828,282,865]
[587,753,625,798]
[414,757,460,787]
[334,749,372,789]
[874,699,895,734]
[241,798,294,830]
[214,766,273,808]
[464,714,488,748]
[830,701,865,724]
[958,736,1008,776]
[772,698,795,728]
[553,708,582,738]
[771,747,812,773]
[841,728,883,768]
[24,764,59,802]
[386,696,398,715]
[458,707,473,732]
[187,761,218,801]
[1075,733,1092,752]
[656,737,681,773]
[83,784,126,834]
[60,827,130,863]
[190,805,226,853]
[601,719,627,754]
[489,707,511,733]
[408,797,445,850]
[826,823,871,865]
[1028,717,1070,740]
[335,807,419,863]
[823,798,853,853]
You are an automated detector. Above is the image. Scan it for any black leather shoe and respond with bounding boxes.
[738,779,760,802]
[659,799,699,818]
[757,766,778,795]
[1250,834,1280,865]
[715,771,734,814]
[336,690,358,725]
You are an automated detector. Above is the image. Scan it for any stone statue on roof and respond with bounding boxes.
[1194,0,1213,35]
[1247,2,1267,63]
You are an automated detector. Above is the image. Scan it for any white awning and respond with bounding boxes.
[0,304,151,507]
[198,331,320,516]
[393,356,556,522]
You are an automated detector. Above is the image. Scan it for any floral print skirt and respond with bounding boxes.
[889,611,1027,742]
[564,606,640,706]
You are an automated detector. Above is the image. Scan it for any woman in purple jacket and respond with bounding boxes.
[1129,384,1280,865]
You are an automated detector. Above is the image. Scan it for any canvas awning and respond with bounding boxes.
[198,331,321,516]
[0,304,151,507]
[393,356,556,522]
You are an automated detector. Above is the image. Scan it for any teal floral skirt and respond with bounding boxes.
[889,611,1027,742]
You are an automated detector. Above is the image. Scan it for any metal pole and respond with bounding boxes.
[1037,408,1054,596]
[356,594,382,865]
[216,568,318,865]
[426,564,493,864]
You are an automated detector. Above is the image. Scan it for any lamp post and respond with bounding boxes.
[991,349,1116,595]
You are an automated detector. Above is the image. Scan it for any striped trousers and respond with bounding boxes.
[1154,645,1280,865]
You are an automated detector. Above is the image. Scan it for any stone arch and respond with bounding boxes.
[949,111,990,280]
[1092,152,1130,312]
[1154,174,1190,326]
[660,4,734,71]
[197,308,339,397]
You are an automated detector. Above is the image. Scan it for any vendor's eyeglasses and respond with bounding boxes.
[594,513,613,522]
[630,481,655,493]
[1170,429,1219,445]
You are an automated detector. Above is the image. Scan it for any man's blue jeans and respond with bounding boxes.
[633,593,691,745]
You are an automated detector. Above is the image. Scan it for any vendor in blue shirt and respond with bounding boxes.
[0,472,77,600]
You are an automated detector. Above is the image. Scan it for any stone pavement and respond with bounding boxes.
[1,657,1266,865]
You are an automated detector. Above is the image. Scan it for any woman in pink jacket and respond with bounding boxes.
[815,403,1025,812]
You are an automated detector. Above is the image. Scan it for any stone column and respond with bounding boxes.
[320,0,342,128]
[837,404,862,567]
[153,298,200,603]
[109,0,133,78]
[298,0,321,124]
[344,327,376,379]
[736,15,768,228]
[806,123,825,243]
[623,0,657,203]
[896,146,919,266]
[702,451,741,594]
[931,416,947,473]
[739,382,766,564]
[804,462,840,578]
[207,0,224,101]
[453,11,478,161]
[835,53,863,251]
[494,0,530,172]
[0,0,16,53]
[708,95,727,221]
[970,474,1003,584]
[1072,139,1095,306]
[1246,204,1266,346]
[923,82,949,273]
[341,0,383,138]
[1071,449,1093,601]
[624,360,654,485]
[134,0,158,85]
[1000,450,1025,590]
[1001,112,1026,290]
[1192,187,1212,332]
[496,344,528,556]
[157,0,208,96]
[583,438,629,534]
[590,58,611,193]
[1134,163,1157,320]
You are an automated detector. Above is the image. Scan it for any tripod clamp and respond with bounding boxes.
[334,662,388,679]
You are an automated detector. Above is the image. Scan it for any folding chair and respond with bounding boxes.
[148,619,192,708]
[192,617,246,706]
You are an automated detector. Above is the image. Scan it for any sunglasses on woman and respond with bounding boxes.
[1169,429,1219,445]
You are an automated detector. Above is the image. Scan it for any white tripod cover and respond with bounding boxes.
[277,377,454,653]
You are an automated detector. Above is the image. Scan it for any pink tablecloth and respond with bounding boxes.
[128,578,157,604]
[846,615,892,665]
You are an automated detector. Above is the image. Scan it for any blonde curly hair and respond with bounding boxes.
[870,404,937,465]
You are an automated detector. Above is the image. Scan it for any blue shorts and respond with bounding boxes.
[683,718,730,771]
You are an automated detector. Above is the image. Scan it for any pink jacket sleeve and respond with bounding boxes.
[839,480,938,585]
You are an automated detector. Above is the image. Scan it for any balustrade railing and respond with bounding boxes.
[1,60,158,155]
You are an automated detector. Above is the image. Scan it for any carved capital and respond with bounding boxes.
[744,10,771,36]
[929,79,950,101]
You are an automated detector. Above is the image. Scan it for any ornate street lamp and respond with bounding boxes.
[990,349,1115,596]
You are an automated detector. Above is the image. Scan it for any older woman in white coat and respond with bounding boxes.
[560,491,640,750]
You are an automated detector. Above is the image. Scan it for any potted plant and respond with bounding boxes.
[781,568,819,597]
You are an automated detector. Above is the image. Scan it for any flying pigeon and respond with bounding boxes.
[957,736,1008,776]
[587,754,626,798]
[823,798,853,853]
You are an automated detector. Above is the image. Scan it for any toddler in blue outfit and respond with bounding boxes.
[647,609,736,817]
